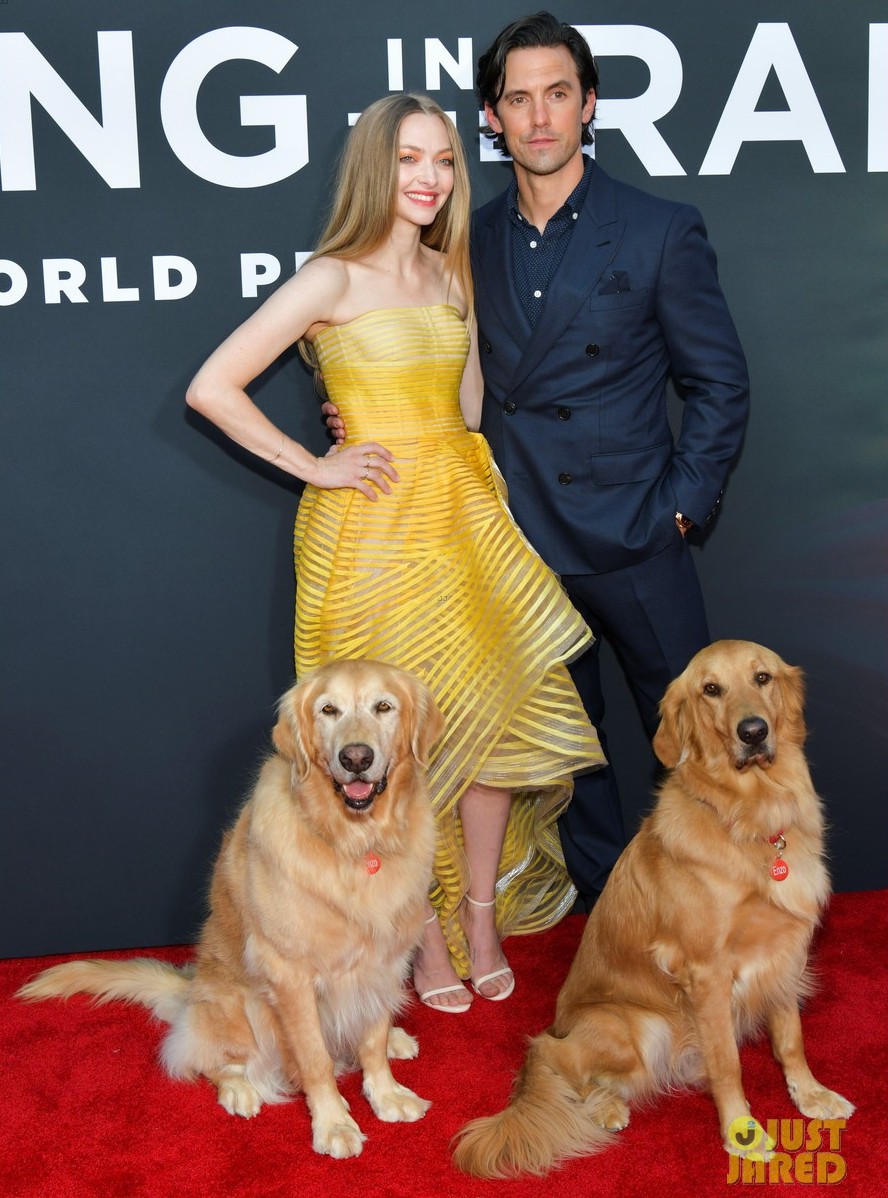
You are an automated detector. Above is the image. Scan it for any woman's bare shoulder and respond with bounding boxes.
[289,254,350,298]
[266,255,352,340]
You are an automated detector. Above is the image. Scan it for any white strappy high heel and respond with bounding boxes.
[414,912,473,1014]
[464,895,515,1002]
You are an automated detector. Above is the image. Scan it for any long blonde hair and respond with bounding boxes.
[299,94,473,376]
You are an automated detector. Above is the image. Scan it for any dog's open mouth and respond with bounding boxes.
[334,777,389,812]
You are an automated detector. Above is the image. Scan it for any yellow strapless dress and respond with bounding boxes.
[293,305,604,976]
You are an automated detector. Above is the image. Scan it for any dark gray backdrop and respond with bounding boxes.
[2,1,886,958]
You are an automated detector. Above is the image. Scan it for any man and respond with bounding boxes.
[472,12,749,908]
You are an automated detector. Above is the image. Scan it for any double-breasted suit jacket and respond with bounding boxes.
[471,160,749,577]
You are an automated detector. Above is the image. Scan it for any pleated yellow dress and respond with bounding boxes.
[294,304,604,976]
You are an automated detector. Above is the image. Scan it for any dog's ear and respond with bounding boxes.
[779,662,807,744]
[272,686,313,781]
[408,678,445,767]
[653,677,687,768]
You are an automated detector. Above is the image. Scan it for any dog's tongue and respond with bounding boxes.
[343,780,374,802]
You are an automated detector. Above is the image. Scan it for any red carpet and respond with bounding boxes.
[3,890,886,1198]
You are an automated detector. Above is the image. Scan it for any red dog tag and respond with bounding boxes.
[364,853,381,875]
[770,858,789,881]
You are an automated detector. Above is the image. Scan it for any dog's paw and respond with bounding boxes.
[724,1116,775,1160]
[592,1095,630,1131]
[387,1026,419,1060]
[366,1080,431,1123]
[792,1084,855,1121]
[312,1114,367,1159]
[216,1074,262,1119]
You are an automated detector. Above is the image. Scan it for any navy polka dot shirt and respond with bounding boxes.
[507,154,594,328]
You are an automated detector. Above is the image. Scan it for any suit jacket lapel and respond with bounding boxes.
[473,192,529,355]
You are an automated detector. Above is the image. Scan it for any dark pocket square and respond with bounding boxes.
[599,270,631,295]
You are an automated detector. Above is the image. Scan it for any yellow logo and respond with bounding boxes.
[726,1118,848,1184]
[727,1116,776,1161]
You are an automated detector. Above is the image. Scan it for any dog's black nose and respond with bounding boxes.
[339,743,374,774]
[737,717,768,746]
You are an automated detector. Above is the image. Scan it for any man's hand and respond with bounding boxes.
[322,401,346,444]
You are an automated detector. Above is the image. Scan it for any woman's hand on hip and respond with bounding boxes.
[312,442,398,500]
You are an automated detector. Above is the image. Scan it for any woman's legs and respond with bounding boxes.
[459,782,514,999]
[412,781,514,1008]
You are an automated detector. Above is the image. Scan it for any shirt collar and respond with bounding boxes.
[507,153,594,230]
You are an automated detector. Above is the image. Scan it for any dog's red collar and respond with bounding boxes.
[694,799,790,882]
[768,831,788,881]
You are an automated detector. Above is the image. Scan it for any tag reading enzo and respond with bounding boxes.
[770,858,789,881]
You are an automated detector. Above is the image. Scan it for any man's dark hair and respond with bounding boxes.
[476,11,599,154]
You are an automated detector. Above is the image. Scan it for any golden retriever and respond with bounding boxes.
[454,640,854,1178]
[19,658,443,1160]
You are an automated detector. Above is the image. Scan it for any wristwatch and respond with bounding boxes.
[675,512,695,533]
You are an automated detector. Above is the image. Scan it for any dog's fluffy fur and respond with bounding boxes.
[19,659,443,1159]
[453,640,854,1178]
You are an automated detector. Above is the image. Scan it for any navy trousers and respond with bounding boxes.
[559,537,710,908]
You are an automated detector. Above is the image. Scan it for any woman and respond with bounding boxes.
[186,94,604,1013]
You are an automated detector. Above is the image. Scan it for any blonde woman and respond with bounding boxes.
[187,94,603,1012]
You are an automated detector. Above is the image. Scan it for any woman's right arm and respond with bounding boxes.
[186,260,396,499]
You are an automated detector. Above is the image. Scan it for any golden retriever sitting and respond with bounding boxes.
[19,659,443,1160]
[454,640,854,1178]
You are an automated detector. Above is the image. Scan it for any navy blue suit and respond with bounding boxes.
[471,160,749,904]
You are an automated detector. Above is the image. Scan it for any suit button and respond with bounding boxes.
[483,341,492,354]
[557,407,571,421]
[558,472,573,485]
[503,402,517,414]
[585,343,600,357]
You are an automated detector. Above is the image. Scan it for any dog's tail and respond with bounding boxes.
[17,958,191,1024]
[452,1031,614,1178]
